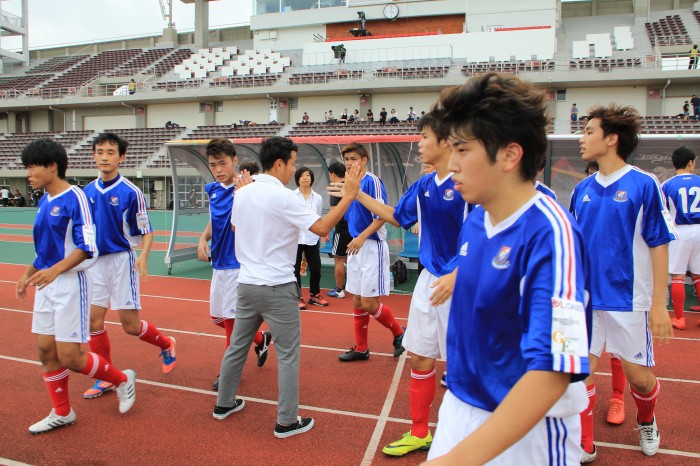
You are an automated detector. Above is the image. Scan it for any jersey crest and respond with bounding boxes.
[50,206,60,216]
[492,245,511,269]
[443,188,455,201]
[614,190,627,202]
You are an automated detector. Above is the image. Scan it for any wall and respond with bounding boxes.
[215,99,271,125]
[147,102,201,128]
[554,86,649,119]
[293,95,361,124]
[325,15,464,41]
[84,114,135,130]
[466,0,556,32]
[370,92,440,120]
[254,25,323,52]
[29,109,50,132]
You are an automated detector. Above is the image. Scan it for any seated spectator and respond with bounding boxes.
[12,189,25,207]
[165,121,173,128]
[339,109,348,125]
[352,109,361,123]
[389,108,399,124]
[301,112,310,125]
[379,108,388,125]
[418,111,425,121]
[326,110,336,125]
[406,106,417,122]
[366,109,374,123]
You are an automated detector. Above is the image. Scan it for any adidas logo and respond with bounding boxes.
[634,352,643,359]
[424,191,430,197]
[70,332,78,338]
[125,300,132,306]
[55,388,63,393]
[104,364,110,371]
[582,194,591,202]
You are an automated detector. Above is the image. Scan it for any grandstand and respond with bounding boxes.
[1,0,700,210]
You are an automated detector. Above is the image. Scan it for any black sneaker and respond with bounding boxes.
[338,346,370,362]
[393,327,406,357]
[255,331,272,367]
[212,375,219,392]
[440,371,447,388]
[274,417,315,438]
[213,399,245,420]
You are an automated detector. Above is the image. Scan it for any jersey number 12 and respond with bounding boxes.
[678,186,700,213]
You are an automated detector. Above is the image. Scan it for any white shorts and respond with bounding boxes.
[589,310,654,366]
[91,251,141,310]
[32,270,92,343]
[346,238,390,297]
[428,389,583,465]
[210,268,239,320]
[669,224,700,274]
[403,269,451,359]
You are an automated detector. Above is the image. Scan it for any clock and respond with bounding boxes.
[383,3,399,20]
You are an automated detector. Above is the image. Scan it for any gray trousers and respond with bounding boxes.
[216,281,301,425]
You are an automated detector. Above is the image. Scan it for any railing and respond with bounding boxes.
[1,10,23,28]
[652,34,692,47]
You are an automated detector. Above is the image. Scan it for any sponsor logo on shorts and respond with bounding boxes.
[614,190,628,202]
[50,206,61,216]
[491,246,511,269]
[125,300,132,306]
[443,189,454,201]
[70,331,78,337]
[110,196,119,206]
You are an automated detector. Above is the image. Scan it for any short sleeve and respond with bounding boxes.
[127,188,152,236]
[641,177,677,247]
[71,189,98,257]
[284,191,321,231]
[393,181,420,229]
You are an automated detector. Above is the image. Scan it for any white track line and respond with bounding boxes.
[0,458,33,466]
[360,352,407,466]
[594,441,700,458]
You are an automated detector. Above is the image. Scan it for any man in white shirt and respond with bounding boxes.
[0,186,10,206]
[212,137,360,439]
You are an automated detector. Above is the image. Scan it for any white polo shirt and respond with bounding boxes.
[232,174,321,286]
[293,188,323,246]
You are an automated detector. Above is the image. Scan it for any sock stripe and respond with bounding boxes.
[43,369,69,382]
[587,387,596,397]
[694,278,700,285]
[353,311,369,318]
[631,380,660,402]
[373,303,383,319]
[411,369,436,380]
[90,328,106,337]
[138,320,148,338]
[671,279,685,285]
[85,352,99,378]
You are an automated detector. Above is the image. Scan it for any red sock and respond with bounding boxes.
[610,357,626,401]
[671,279,685,320]
[223,319,234,349]
[253,330,263,346]
[210,315,225,328]
[138,320,170,350]
[631,379,660,424]
[372,303,403,337]
[43,368,71,416]
[694,278,700,305]
[410,368,436,438]
[80,352,127,386]
[580,384,596,453]
[89,327,111,363]
[353,309,370,352]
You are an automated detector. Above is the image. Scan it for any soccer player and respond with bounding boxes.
[212,137,360,439]
[327,162,351,299]
[82,132,176,399]
[662,145,700,330]
[571,105,675,461]
[337,142,405,362]
[197,138,272,392]
[334,113,469,456]
[18,138,136,434]
[535,158,557,200]
[425,73,591,465]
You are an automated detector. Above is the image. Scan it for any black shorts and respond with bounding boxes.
[331,230,352,257]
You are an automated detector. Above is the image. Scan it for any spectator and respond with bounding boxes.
[571,103,579,122]
[189,188,198,208]
[325,110,336,125]
[13,189,25,207]
[128,79,136,95]
[0,186,9,206]
[418,111,425,121]
[683,101,690,121]
[367,109,374,123]
[689,44,698,69]
[379,108,388,125]
[339,44,347,64]
[407,106,417,122]
[301,112,310,126]
[389,108,399,124]
[691,95,700,121]
[339,109,349,125]
[349,109,359,123]
[165,121,173,128]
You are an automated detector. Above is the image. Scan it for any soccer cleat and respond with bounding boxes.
[382,431,432,456]
[160,336,177,374]
[213,399,245,420]
[637,417,660,456]
[116,369,136,414]
[255,331,273,367]
[298,298,307,310]
[83,380,115,399]
[580,445,597,463]
[327,288,345,298]
[338,346,370,362]
[274,417,315,438]
[308,293,329,306]
[440,372,447,387]
[393,327,406,357]
[671,317,686,330]
[29,409,76,434]
[606,398,625,425]
[690,305,700,311]
[212,375,219,392]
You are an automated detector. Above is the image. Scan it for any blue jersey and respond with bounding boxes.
[393,172,471,276]
[661,173,700,226]
[447,194,591,412]
[205,181,239,270]
[570,165,676,312]
[33,185,98,271]
[83,174,152,256]
[536,181,557,201]
[345,172,387,241]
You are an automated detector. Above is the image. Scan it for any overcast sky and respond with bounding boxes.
[0,0,253,50]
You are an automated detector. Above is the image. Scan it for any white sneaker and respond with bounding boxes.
[637,417,660,456]
[116,369,136,414]
[580,445,597,463]
[29,408,76,434]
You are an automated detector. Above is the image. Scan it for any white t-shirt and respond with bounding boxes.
[0,188,9,200]
[294,188,322,245]
[232,174,321,286]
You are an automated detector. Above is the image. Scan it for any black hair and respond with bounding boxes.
[239,161,260,175]
[92,132,128,155]
[327,161,346,178]
[587,105,641,162]
[417,112,448,141]
[584,161,599,175]
[259,137,298,172]
[672,145,696,169]
[294,166,315,186]
[206,138,236,159]
[21,138,68,179]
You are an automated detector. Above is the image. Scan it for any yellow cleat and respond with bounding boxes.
[382,431,432,457]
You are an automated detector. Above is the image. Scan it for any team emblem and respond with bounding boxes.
[613,190,627,202]
[491,246,511,269]
[110,196,119,206]
[443,189,454,201]
[50,206,60,216]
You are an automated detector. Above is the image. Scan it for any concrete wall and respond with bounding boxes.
[215,99,270,125]
[147,102,201,128]
[294,95,361,124]
[29,109,50,132]
[554,86,649,119]
[466,0,556,32]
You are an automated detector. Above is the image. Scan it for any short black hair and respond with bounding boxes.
[417,112,448,141]
[672,145,696,169]
[21,138,68,179]
[239,161,260,175]
[327,161,346,178]
[586,104,641,162]
[584,161,599,175]
[294,166,315,186]
[260,137,298,172]
[92,132,128,155]
[206,138,236,160]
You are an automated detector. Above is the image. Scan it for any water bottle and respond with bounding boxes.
[389,271,395,292]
